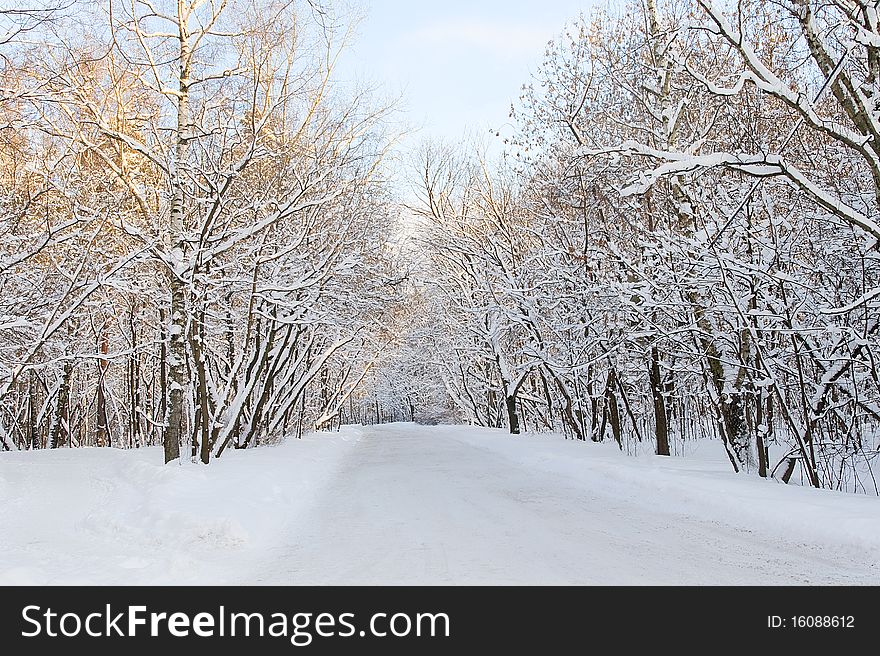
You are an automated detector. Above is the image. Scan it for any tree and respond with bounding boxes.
[0,0,401,462]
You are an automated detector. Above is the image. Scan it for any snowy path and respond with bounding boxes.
[253,424,878,585]
[2,423,877,585]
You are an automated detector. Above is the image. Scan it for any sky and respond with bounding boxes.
[334,1,599,153]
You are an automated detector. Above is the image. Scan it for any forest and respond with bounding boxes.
[2,0,879,496]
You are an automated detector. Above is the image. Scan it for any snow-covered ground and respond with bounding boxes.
[0,427,363,585]
[1,423,878,585]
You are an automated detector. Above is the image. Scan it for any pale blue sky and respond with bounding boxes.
[334,1,599,148]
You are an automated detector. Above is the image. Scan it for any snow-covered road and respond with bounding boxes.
[2,423,877,585]
[254,424,878,585]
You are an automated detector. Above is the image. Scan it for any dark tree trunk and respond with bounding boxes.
[604,368,622,448]
[28,372,40,449]
[96,335,109,448]
[649,346,670,456]
[505,394,520,434]
[755,387,769,478]
[547,368,584,441]
[587,367,599,441]
[722,392,750,469]
[50,360,73,449]
[780,456,797,484]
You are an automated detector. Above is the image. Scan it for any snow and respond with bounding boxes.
[0,427,364,585]
[2,423,878,585]
[443,426,880,559]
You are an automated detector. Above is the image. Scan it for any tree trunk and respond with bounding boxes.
[49,360,73,449]
[755,384,769,479]
[587,367,599,441]
[95,334,109,448]
[505,394,520,434]
[28,373,39,449]
[721,392,750,469]
[128,307,141,448]
[649,346,670,455]
[605,368,622,448]
[164,25,192,464]
[547,367,584,441]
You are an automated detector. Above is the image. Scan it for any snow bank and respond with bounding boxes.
[0,427,363,585]
[436,425,880,560]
